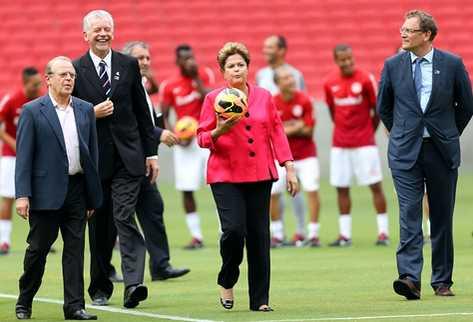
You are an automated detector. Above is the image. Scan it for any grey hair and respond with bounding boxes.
[122,41,149,55]
[83,10,114,32]
[45,56,73,74]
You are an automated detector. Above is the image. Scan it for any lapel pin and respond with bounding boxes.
[114,72,120,80]
[434,69,440,75]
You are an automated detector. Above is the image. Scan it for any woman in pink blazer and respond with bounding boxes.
[198,42,298,312]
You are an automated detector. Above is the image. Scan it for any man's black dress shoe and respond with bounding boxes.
[65,309,97,320]
[124,284,148,308]
[91,292,108,306]
[152,266,190,281]
[15,305,31,320]
[393,278,421,300]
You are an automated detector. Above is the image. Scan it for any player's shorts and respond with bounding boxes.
[271,157,320,194]
[0,156,16,198]
[330,146,382,187]
[173,138,209,191]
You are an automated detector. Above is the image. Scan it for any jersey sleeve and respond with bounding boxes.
[0,95,12,122]
[302,96,315,127]
[323,81,335,114]
[159,80,174,107]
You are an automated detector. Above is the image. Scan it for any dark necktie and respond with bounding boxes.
[414,57,424,103]
[99,60,111,96]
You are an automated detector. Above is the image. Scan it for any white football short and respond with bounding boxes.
[330,146,382,187]
[173,138,209,191]
[271,157,320,194]
[0,156,16,198]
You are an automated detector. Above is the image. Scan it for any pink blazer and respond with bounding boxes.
[198,84,293,184]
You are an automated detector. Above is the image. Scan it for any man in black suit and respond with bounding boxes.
[15,56,101,320]
[72,10,158,308]
[122,41,190,281]
[378,10,473,300]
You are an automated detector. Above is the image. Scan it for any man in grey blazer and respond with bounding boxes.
[378,10,473,300]
[15,56,101,320]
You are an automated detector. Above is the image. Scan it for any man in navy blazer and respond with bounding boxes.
[15,56,101,320]
[378,10,473,300]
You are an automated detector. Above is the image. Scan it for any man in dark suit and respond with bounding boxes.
[122,40,190,281]
[72,10,158,308]
[378,10,473,300]
[15,56,101,320]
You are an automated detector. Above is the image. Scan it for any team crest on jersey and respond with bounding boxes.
[292,104,303,117]
[331,85,340,93]
[351,82,362,94]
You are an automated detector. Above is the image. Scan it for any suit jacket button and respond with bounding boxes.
[245,112,250,117]
[248,138,254,144]
[245,125,251,131]
[249,151,256,157]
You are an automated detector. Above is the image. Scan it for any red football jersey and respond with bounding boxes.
[159,67,215,121]
[324,68,377,148]
[273,91,317,160]
[0,89,30,157]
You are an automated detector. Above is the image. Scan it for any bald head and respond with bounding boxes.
[45,56,76,98]
[45,56,73,75]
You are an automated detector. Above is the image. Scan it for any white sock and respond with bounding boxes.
[185,212,203,240]
[376,213,389,236]
[307,222,320,239]
[292,193,306,235]
[0,219,12,244]
[270,220,284,240]
[339,214,352,239]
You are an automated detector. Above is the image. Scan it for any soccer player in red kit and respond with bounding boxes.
[0,67,42,255]
[272,67,321,246]
[324,44,389,247]
[160,44,215,249]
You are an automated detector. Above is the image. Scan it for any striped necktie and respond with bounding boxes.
[413,57,424,103]
[99,60,111,96]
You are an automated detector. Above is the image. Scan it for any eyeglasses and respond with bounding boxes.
[48,72,76,79]
[400,27,423,35]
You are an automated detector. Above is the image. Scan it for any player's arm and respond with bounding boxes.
[158,81,173,129]
[323,83,335,122]
[0,126,16,152]
[299,97,315,137]
[0,99,17,151]
[366,73,380,131]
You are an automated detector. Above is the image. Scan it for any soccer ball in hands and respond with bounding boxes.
[174,116,198,140]
[214,88,248,119]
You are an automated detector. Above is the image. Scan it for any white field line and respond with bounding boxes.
[246,312,473,321]
[0,293,222,322]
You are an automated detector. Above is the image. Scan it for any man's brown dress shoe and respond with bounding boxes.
[434,285,455,296]
[393,278,421,300]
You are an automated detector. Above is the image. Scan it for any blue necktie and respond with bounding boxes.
[99,60,111,96]
[413,57,424,103]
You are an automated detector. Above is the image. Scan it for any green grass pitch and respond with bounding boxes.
[0,175,472,322]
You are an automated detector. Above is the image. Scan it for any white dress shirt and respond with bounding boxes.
[49,93,83,175]
[89,49,112,80]
[410,48,434,137]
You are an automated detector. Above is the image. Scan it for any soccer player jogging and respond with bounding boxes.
[0,67,42,255]
[272,67,321,247]
[160,44,214,249]
[256,35,307,246]
[323,44,389,246]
